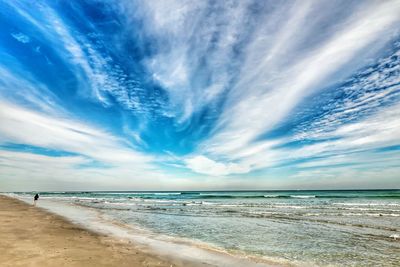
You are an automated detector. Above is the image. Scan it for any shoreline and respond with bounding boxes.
[0,195,279,267]
[0,195,183,267]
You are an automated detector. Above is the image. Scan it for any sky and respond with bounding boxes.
[0,0,399,191]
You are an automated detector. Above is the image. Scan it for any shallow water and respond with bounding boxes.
[12,190,400,266]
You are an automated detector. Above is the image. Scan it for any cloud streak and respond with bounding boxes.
[11,32,30,43]
[203,0,400,156]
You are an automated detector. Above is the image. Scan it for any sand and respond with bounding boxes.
[0,195,185,267]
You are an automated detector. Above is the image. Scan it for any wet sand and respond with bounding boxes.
[0,195,185,267]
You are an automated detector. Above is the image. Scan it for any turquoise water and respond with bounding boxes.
[15,190,400,266]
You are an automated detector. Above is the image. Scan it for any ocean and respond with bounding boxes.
[11,190,400,266]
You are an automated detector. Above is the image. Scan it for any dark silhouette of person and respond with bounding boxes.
[33,193,39,206]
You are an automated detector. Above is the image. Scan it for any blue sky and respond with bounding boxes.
[0,0,399,191]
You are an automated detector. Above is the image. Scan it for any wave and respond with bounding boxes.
[333,203,400,206]
[79,193,400,200]
[195,193,400,199]
[142,194,318,199]
[263,195,316,199]
[198,194,265,199]
[153,193,182,195]
[290,195,316,198]
[100,192,182,196]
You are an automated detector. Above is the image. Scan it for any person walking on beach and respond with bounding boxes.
[33,193,39,206]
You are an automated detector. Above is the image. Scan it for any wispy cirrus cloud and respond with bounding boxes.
[4,1,165,118]
[113,0,400,178]
[180,0,400,176]
[0,101,151,165]
[125,0,257,122]
[11,32,30,43]
[0,61,61,113]
[204,1,400,155]
[188,44,400,176]
[0,99,184,190]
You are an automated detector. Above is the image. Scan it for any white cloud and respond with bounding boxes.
[0,150,177,191]
[2,0,400,188]
[0,101,151,167]
[118,0,256,121]
[0,100,196,191]
[0,64,61,113]
[5,1,155,117]
[180,0,400,176]
[185,155,249,176]
[117,1,400,178]
[11,32,30,43]
[205,0,400,157]
[285,165,400,189]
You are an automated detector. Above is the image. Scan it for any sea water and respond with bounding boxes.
[12,190,400,266]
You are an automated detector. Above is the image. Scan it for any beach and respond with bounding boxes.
[1,0,399,265]
[2,191,399,266]
[0,194,276,267]
[0,195,180,267]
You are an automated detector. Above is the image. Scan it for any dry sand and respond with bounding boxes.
[0,195,187,267]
